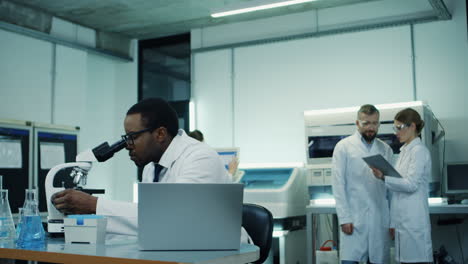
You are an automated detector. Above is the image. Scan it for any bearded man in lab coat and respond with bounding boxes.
[332,104,393,264]
[52,98,251,243]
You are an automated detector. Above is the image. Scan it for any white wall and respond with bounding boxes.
[192,49,234,147]
[0,30,52,123]
[54,45,87,126]
[233,26,413,163]
[192,0,467,165]
[0,28,138,202]
[193,22,416,164]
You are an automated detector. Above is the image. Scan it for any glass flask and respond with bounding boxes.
[15,208,24,240]
[16,189,45,248]
[0,189,16,241]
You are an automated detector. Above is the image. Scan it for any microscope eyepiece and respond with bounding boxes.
[92,139,127,162]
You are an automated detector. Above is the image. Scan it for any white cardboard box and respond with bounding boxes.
[64,215,107,244]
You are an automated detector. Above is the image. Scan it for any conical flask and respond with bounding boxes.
[16,189,45,248]
[0,189,16,241]
[15,208,24,240]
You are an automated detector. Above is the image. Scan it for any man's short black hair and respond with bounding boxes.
[127,98,179,137]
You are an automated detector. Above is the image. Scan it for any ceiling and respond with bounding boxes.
[8,0,377,40]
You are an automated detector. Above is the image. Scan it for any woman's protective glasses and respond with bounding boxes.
[393,124,409,132]
[121,127,153,146]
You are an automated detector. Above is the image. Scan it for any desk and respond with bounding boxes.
[306,204,468,264]
[0,237,259,264]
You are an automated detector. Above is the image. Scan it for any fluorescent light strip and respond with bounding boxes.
[212,0,318,18]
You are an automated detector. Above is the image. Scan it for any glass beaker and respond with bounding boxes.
[16,189,45,248]
[0,189,16,241]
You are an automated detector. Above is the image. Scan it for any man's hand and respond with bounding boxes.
[341,223,353,235]
[52,189,97,215]
[228,157,239,175]
[389,228,395,240]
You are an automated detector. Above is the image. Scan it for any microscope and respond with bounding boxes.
[45,139,127,233]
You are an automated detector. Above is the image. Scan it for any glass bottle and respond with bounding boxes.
[0,189,16,241]
[16,189,45,248]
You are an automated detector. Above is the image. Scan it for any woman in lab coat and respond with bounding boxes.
[371,108,433,263]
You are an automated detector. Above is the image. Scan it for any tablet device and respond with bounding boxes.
[363,154,401,178]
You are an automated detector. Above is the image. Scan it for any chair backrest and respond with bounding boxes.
[242,203,273,264]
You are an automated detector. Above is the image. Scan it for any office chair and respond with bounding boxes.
[242,203,273,264]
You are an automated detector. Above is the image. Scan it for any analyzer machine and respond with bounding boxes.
[239,164,309,264]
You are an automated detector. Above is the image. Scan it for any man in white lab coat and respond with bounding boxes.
[52,98,251,243]
[332,104,393,264]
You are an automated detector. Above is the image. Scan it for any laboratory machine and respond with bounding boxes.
[45,138,126,233]
[304,101,444,203]
[239,164,309,264]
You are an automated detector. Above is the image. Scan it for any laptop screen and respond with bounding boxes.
[138,183,244,251]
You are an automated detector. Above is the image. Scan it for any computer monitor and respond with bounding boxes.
[307,135,346,159]
[215,148,239,170]
[307,133,403,160]
[444,162,468,195]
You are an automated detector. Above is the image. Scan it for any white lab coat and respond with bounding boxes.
[384,137,432,263]
[332,131,393,263]
[97,130,251,244]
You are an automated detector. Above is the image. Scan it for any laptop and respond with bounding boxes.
[138,183,244,251]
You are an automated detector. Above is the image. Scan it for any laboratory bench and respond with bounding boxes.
[0,236,259,264]
[306,203,468,264]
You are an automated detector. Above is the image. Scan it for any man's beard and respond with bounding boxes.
[361,131,376,142]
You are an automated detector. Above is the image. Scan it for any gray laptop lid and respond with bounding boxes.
[138,183,244,251]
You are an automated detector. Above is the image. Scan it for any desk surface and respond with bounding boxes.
[305,203,468,264]
[0,237,259,264]
[306,203,468,214]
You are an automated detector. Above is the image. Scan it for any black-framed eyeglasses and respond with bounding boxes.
[121,127,153,146]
